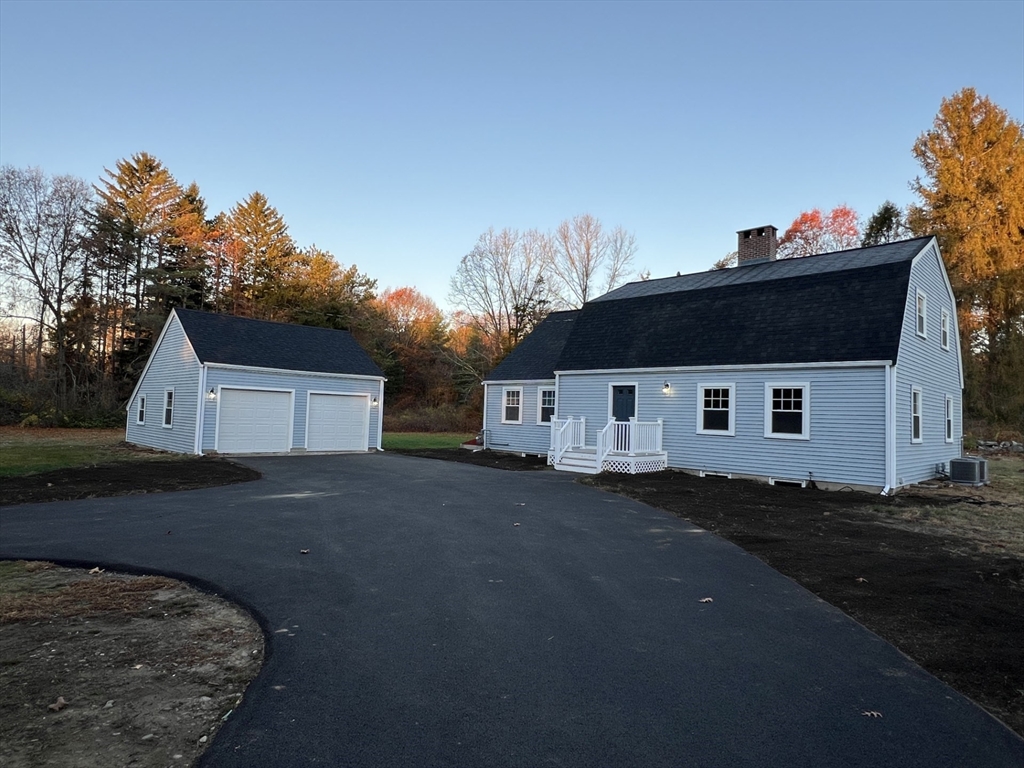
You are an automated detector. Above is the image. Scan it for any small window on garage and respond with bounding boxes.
[538,388,555,424]
[163,389,174,428]
[136,395,146,425]
[502,388,522,424]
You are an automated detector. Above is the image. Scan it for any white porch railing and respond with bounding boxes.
[551,417,586,462]
[597,417,663,463]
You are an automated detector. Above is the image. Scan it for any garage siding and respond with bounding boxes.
[202,368,381,453]
[126,315,201,454]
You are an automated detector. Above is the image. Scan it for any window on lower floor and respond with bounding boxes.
[945,396,954,443]
[137,395,146,425]
[765,384,809,439]
[538,388,555,424]
[163,389,174,428]
[911,387,922,443]
[502,388,522,424]
[698,384,734,435]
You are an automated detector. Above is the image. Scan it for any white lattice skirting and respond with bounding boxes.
[601,455,668,474]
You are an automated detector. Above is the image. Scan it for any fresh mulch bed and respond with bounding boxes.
[388,447,549,471]
[0,459,261,507]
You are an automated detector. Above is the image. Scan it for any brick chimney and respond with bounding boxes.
[737,226,778,266]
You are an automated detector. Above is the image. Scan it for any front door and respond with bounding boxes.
[611,385,635,452]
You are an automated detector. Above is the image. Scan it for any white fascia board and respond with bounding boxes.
[204,362,385,382]
[125,309,202,409]
[483,378,556,385]
[555,360,892,377]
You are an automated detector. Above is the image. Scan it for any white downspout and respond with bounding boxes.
[376,378,385,451]
[882,363,895,495]
[481,382,488,449]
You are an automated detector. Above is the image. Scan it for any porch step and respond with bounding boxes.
[553,460,600,474]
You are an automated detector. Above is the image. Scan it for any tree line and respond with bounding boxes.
[1,87,1021,430]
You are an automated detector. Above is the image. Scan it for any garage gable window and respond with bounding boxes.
[538,388,555,424]
[163,389,174,428]
[765,383,809,440]
[136,395,146,425]
[502,388,522,424]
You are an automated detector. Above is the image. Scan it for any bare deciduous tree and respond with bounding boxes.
[0,166,92,407]
[547,214,637,307]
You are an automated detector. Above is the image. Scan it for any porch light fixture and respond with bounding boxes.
[371,397,379,406]
[662,382,671,394]
[206,388,217,401]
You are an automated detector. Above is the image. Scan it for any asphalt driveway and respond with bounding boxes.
[1,453,1021,767]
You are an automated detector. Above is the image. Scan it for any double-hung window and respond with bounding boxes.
[765,383,809,440]
[911,387,922,443]
[136,395,146,425]
[941,309,950,350]
[697,384,735,435]
[916,291,927,338]
[945,396,954,443]
[163,389,174,428]
[502,387,522,424]
[538,388,555,424]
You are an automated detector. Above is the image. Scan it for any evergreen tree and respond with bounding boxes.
[861,201,909,246]
[226,191,296,317]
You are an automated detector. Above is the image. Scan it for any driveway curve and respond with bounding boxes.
[1,453,1021,767]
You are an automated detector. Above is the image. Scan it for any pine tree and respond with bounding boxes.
[226,192,296,318]
[861,201,909,246]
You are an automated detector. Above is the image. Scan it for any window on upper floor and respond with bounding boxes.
[137,395,146,425]
[698,384,735,436]
[911,387,922,443]
[538,388,555,424]
[502,387,522,424]
[163,389,174,428]
[765,384,809,440]
[916,291,927,338]
[941,309,950,350]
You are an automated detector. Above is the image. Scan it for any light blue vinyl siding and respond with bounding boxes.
[126,315,201,454]
[558,367,888,487]
[483,381,554,455]
[894,244,962,485]
[202,367,383,452]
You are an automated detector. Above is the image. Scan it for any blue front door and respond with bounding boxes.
[612,386,635,422]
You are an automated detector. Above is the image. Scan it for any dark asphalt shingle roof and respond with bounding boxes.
[553,238,932,372]
[174,309,384,377]
[485,310,579,381]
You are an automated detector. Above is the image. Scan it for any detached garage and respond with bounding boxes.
[126,309,385,455]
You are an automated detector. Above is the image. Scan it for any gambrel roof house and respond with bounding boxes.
[127,309,385,455]
[483,227,963,493]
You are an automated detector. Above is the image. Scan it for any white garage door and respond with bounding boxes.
[217,389,292,453]
[307,393,368,452]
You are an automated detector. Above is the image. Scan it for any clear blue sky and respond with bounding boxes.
[2,0,1021,309]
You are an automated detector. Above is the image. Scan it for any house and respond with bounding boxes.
[482,228,963,493]
[126,309,385,455]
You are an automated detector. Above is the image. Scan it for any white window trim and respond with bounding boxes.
[940,309,950,350]
[536,387,556,425]
[501,387,523,425]
[696,383,735,436]
[945,395,954,443]
[162,388,174,429]
[911,386,923,443]
[764,382,810,440]
[916,290,927,339]
[136,395,146,425]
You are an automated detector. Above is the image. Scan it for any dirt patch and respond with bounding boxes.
[0,561,263,768]
[582,467,1024,737]
[390,447,549,471]
[0,459,261,507]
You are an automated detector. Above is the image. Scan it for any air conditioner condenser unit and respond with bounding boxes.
[949,457,989,486]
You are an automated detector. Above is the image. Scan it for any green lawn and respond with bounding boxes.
[381,432,476,450]
[0,428,183,478]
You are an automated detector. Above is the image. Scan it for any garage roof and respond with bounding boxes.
[174,309,384,377]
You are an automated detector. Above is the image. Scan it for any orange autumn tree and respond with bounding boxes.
[777,205,861,259]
